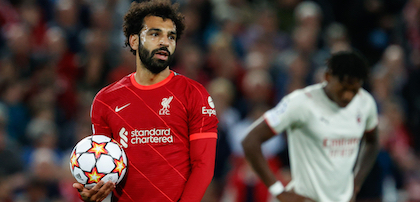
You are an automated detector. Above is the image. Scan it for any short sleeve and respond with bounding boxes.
[90,93,112,137]
[264,91,307,134]
[187,82,219,141]
[365,96,379,132]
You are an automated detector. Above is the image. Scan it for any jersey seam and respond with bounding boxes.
[186,79,205,133]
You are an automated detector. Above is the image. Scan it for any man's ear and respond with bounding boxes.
[129,34,139,51]
[324,70,331,82]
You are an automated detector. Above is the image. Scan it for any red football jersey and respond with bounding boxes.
[90,71,218,201]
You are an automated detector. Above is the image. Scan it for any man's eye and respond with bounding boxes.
[169,36,175,40]
[152,33,158,36]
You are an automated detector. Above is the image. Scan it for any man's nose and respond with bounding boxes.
[159,36,170,47]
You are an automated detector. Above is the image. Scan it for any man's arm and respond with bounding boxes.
[179,137,217,202]
[242,117,278,187]
[352,127,380,197]
[241,117,314,202]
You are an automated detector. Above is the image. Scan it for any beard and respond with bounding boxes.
[138,44,173,74]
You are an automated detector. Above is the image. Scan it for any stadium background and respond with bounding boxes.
[0,0,419,201]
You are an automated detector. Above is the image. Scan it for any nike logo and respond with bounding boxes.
[115,103,131,112]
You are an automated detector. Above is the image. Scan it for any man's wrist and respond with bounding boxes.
[268,181,284,196]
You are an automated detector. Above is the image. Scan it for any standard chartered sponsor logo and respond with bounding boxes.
[131,128,173,144]
[118,127,173,146]
[119,127,129,148]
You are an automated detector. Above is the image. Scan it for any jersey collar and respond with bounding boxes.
[130,71,174,90]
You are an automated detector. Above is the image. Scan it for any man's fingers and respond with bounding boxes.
[90,181,115,202]
[85,181,104,201]
[103,181,115,193]
[95,184,108,197]
[90,181,105,193]
[73,183,84,192]
[97,181,115,201]
[73,181,115,202]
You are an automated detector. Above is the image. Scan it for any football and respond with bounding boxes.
[69,135,128,188]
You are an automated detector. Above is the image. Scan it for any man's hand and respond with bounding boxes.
[277,191,316,202]
[73,181,115,202]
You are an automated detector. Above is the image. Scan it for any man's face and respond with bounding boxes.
[325,72,363,108]
[138,15,177,74]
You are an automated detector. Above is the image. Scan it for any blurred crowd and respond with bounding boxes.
[0,0,420,201]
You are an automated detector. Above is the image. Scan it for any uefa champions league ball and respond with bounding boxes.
[69,135,128,188]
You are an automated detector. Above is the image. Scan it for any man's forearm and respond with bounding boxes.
[242,117,278,187]
[353,129,380,192]
[179,163,214,201]
[179,138,216,202]
[242,136,278,187]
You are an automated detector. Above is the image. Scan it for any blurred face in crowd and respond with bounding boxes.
[7,25,30,56]
[324,71,363,108]
[135,15,177,74]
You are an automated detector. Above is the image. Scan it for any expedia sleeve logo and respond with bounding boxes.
[202,96,216,116]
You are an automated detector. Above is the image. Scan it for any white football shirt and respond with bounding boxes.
[264,83,378,202]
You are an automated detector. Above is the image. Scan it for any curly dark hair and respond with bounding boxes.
[123,0,185,55]
[327,50,370,81]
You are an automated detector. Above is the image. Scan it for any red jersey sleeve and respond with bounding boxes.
[179,138,216,202]
[90,92,112,137]
[187,81,218,140]
[179,81,218,201]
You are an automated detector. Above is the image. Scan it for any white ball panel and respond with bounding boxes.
[73,167,88,184]
[102,173,118,184]
[92,135,111,143]
[96,155,115,173]
[105,142,122,159]
[85,183,96,189]
[75,137,93,153]
[78,153,96,172]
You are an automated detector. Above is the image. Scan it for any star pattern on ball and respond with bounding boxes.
[112,156,126,176]
[70,150,80,170]
[87,141,108,159]
[85,167,105,184]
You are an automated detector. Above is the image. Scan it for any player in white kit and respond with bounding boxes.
[242,51,379,202]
